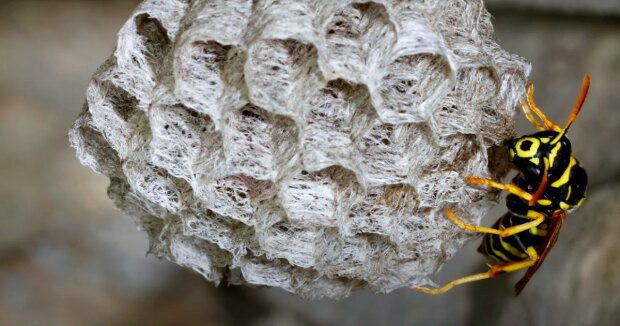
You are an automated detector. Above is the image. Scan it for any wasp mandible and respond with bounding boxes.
[416,74,590,295]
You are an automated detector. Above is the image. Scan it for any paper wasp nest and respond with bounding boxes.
[69,0,529,299]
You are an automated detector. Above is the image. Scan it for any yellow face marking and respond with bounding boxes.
[529,157,540,165]
[560,202,570,210]
[510,148,515,159]
[548,142,562,167]
[540,137,550,144]
[537,199,552,206]
[566,186,572,201]
[515,137,540,158]
[551,157,577,188]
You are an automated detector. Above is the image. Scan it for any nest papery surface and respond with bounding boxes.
[69,0,529,299]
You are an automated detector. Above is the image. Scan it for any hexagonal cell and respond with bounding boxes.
[301,79,376,173]
[173,40,245,122]
[320,235,369,279]
[279,169,337,227]
[181,0,252,44]
[293,275,354,300]
[390,207,442,247]
[86,78,148,159]
[403,124,448,178]
[222,103,299,181]
[182,206,263,264]
[122,159,188,213]
[196,174,274,226]
[258,222,324,268]
[417,134,480,175]
[356,122,418,187]
[343,184,417,236]
[363,235,402,292]
[383,2,450,63]
[113,13,172,105]
[414,170,464,208]
[245,39,323,118]
[430,0,494,63]
[320,2,396,83]
[107,177,168,225]
[246,0,316,42]
[279,167,358,228]
[149,103,222,182]
[389,208,458,276]
[238,256,295,292]
[69,110,122,178]
[375,54,452,123]
[166,228,232,284]
[135,14,171,74]
[429,68,502,141]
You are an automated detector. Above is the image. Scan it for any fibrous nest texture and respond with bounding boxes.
[69,0,529,299]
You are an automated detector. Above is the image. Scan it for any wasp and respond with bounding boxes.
[415,74,590,295]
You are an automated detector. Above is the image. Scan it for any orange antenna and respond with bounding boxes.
[551,74,590,144]
[526,84,561,132]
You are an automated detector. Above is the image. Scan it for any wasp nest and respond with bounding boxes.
[69,0,529,299]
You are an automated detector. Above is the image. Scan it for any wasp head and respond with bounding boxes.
[507,130,572,179]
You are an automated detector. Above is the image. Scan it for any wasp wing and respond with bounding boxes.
[514,211,565,295]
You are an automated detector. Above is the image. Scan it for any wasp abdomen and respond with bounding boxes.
[478,213,548,263]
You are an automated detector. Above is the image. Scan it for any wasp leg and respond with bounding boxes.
[466,177,533,202]
[445,208,545,237]
[414,247,539,294]
[526,83,562,132]
[519,99,545,131]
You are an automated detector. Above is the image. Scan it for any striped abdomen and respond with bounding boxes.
[478,213,548,263]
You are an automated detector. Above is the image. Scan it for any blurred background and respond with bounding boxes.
[1,0,619,325]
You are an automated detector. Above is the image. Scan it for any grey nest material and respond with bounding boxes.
[69,0,529,299]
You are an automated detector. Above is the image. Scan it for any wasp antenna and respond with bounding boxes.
[526,83,561,132]
[551,74,590,144]
[564,74,590,130]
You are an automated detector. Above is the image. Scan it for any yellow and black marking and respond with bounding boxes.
[478,213,547,263]
[415,74,590,295]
